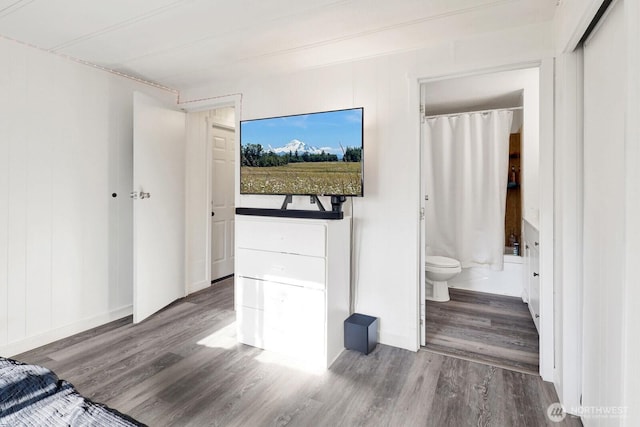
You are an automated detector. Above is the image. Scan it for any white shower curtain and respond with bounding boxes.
[424,110,513,270]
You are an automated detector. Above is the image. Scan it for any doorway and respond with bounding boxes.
[418,65,552,377]
[206,107,236,282]
[184,95,241,295]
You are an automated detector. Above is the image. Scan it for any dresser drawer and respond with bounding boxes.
[236,217,326,257]
[236,293,325,361]
[236,277,263,310]
[236,248,326,290]
[236,306,265,349]
[263,321,325,364]
[237,277,325,312]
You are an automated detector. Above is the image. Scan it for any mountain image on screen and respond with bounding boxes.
[240,108,363,196]
[267,139,322,156]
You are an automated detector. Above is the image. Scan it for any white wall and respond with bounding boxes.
[521,70,541,227]
[182,22,554,351]
[0,38,175,356]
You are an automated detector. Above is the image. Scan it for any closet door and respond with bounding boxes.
[582,0,626,412]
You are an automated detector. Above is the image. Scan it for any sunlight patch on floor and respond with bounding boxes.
[253,350,325,376]
[197,323,237,349]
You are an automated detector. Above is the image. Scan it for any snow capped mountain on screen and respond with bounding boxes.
[267,139,324,155]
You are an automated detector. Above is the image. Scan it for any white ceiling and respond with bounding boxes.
[0,0,557,91]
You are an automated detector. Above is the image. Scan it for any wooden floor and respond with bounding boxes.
[425,288,540,375]
[15,278,581,427]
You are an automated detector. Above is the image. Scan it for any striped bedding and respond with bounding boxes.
[0,357,145,426]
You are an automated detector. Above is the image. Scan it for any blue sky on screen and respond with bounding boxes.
[241,108,362,155]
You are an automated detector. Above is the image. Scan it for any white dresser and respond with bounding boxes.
[234,215,351,369]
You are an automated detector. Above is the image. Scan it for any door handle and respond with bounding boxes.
[211,211,215,217]
[533,272,539,277]
[130,191,151,199]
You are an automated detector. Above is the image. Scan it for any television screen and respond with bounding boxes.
[240,107,363,196]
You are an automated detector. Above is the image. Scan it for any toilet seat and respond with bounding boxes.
[425,255,460,269]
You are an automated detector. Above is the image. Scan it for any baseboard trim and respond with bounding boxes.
[212,274,234,284]
[378,329,418,352]
[1,305,133,358]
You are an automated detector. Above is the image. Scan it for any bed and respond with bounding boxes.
[0,356,145,426]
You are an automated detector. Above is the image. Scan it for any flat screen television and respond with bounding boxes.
[240,107,363,197]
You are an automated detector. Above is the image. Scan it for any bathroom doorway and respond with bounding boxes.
[418,65,549,375]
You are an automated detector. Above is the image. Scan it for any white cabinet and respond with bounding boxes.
[235,215,351,369]
[523,220,540,332]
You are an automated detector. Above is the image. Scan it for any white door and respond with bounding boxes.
[209,121,235,281]
[582,0,626,412]
[133,92,186,323]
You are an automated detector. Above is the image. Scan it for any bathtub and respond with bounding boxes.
[448,254,524,297]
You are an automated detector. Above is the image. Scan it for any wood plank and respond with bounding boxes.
[13,277,581,426]
[425,287,540,375]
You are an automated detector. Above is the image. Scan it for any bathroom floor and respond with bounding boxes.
[424,288,539,375]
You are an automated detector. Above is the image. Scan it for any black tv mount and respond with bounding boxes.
[236,195,347,220]
[282,194,347,213]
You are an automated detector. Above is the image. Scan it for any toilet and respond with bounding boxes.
[425,255,462,302]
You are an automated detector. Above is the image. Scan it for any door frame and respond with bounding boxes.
[414,60,555,381]
[179,94,242,291]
